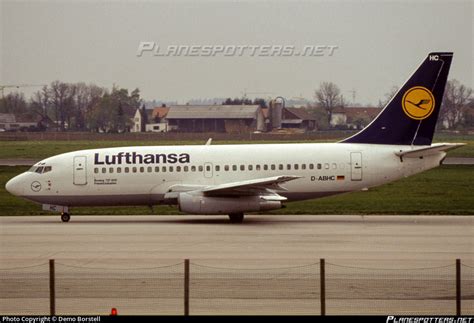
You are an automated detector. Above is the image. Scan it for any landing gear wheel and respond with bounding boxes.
[61,212,70,223]
[228,213,244,223]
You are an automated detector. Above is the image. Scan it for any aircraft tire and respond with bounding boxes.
[61,213,70,223]
[228,213,244,223]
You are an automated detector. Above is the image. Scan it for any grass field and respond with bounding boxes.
[1,165,473,216]
[0,135,473,160]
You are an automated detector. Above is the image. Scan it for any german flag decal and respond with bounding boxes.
[337,175,345,181]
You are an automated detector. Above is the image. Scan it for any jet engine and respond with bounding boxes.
[178,192,281,215]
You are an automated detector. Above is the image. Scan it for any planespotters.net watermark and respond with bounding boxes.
[136,41,338,57]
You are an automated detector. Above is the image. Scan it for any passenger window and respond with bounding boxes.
[263,165,268,171]
[125,167,129,173]
[169,166,174,172]
[109,167,114,173]
[139,167,144,173]
[102,168,106,174]
[184,166,189,172]
[279,164,283,170]
[232,165,237,171]
[225,165,230,171]
[287,164,291,170]
[301,164,306,170]
[317,163,322,170]
[198,166,203,172]
[147,166,152,173]
[248,165,253,171]
[206,165,211,172]
[271,164,276,170]
[94,168,99,174]
[324,163,329,169]
[117,167,122,173]
[256,165,261,171]
[309,164,314,170]
[332,163,337,169]
[294,164,299,170]
[191,166,196,172]
[215,165,220,172]
[162,166,167,173]
[240,165,245,171]
[132,167,137,173]
[177,166,181,172]
[155,166,160,172]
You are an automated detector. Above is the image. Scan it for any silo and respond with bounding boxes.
[271,97,284,129]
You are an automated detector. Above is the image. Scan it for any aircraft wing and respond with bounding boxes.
[164,175,301,201]
[201,175,301,197]
[395,143,466,159]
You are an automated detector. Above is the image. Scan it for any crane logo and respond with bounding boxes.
[31,181,42,192]
[402,86,435,120]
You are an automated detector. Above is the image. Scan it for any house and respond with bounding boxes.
[282,107,316,131]
[330,107,381,129]
[131,106,172,133]
[0,113,43,131]
[166,105,265,133]
[260,107,316,132]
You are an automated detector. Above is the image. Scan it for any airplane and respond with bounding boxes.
[5,52,465,223]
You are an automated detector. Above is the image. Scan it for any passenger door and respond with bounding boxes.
[73,156,87,185]
[350,152,362,181]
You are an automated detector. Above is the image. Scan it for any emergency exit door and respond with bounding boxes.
[350,152,362,181]
[73,156,87,185]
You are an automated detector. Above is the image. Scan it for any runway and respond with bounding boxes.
[1,215,473,315]
[1,215,472,264]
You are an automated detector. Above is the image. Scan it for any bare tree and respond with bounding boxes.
[49,81,76,131]
[31,86,50,117]
[378,86,399,108]
[0,92,28,113]
[439,79,473,129]
[314,82,345,123]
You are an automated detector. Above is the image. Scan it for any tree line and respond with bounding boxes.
[1,79,472,132]
[312,80,473,131]
[0,81,142,132]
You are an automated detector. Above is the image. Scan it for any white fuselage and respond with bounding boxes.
[6,143,445,209]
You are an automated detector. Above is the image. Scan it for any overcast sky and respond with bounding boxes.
[1,0,472,105]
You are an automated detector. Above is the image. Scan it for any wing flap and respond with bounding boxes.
[201,175,301,196]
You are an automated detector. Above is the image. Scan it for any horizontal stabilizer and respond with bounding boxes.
[395,143,466,158]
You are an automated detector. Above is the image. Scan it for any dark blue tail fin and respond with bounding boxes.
[342,52,453,146]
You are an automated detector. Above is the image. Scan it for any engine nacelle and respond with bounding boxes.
[178,192,281,215]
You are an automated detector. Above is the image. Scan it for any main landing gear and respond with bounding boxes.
[228,213,244,223]
[61,212,70,223]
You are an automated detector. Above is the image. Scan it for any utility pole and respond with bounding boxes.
[348,89,356,106]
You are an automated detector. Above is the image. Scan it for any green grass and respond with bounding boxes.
[1,165,473,216]
[1,136,473,160]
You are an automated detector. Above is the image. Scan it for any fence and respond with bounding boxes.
[0,259,472,315]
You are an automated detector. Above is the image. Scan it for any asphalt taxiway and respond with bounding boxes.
[1,215,473,315]
[1,215,472,264]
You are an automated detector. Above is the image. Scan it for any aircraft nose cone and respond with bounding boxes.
[5,175,23,196]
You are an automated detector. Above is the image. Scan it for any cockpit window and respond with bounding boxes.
[28,166,52,174]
